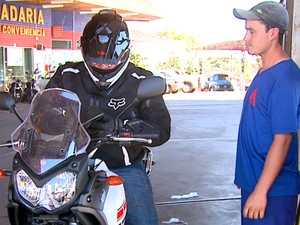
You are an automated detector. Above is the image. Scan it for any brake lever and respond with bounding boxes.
[90,132,155,144]
[110,136,152,144]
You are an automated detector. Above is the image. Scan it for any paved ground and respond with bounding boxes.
[0,90,245,225]
[153,91,243,224]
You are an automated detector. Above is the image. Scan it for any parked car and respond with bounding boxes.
[153,71,180,94]
[180,74,200,93]
[161,70,201,93]
[203,74,234,91]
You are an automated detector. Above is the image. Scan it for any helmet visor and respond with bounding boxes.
[81,29,130,69]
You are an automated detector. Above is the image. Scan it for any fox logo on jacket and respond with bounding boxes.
[108,98,126,110]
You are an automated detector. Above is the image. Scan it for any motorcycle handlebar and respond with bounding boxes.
[0,141,18,148]
[110,137,153,144]
[110,132,159,144]
[130,133,159,139]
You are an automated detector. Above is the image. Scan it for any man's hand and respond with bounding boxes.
[88,114,115,138]
[90,114,114,132]
[243,134,292,220]
[243,190,267,219]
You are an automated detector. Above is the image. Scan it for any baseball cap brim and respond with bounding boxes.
[233,8,261,21]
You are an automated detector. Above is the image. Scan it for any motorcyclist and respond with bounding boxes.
[45,9,171,225]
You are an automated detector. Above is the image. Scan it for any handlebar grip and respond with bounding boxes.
[0,140,14,148]
[131,133,159,139]
[111,137,153,144]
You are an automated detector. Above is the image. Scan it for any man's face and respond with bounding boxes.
[243,20,272,56]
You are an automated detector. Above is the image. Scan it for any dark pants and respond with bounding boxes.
[111,160,159,225]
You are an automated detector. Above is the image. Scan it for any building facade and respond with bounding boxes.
[0,0,97,91]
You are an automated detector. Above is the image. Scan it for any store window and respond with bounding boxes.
[6,47,24,80]
[52,40,72,49]
[0,47,33,91]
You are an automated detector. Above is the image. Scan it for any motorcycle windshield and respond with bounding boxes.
[11,88,90,174]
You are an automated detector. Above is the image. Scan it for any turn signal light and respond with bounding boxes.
[0,169,5,179]
[106,176,124,186]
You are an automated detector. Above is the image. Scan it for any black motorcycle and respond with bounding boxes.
[21,79,40,103]
[8,79,23,103]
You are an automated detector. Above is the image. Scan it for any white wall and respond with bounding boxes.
[291,0,300,65]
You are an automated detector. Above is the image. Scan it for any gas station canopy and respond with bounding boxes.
[4,0,163,21]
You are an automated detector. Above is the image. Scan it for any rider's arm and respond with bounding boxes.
[136,96,171,147]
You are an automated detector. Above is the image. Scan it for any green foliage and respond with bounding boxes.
[156,55,201,75]
[136,28,259,83]
[157,29,186,40]
[185,58,200,75]
[157,29,202,52]
[156,54,182,71]
[206,57,232,71]
[130,53,149,69]
[155,29,203,74]
[202,55,260,83]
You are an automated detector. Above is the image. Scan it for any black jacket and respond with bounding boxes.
[46,61,171,168]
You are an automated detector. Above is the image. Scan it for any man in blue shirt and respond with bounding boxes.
[233,1,300,224]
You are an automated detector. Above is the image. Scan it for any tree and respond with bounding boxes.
[130,53,149,69]
[155,29,202,74]
[185,58,200,74]
[157,29,202,52]
[156,54,183,72]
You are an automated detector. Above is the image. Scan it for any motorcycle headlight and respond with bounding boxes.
[16,170,41,204]
[16,170,77,211]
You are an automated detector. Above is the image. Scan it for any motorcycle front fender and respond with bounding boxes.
[74,169,126,225]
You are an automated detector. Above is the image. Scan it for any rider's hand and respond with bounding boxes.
[89,114,115,133]
[123,119,159,140]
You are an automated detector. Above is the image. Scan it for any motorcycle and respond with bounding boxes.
[0,76,166,225]
[21,79,41,103]
[8,79,24,103]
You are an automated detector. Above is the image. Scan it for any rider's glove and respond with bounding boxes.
[121,119,159,141]
[88,114,115,138]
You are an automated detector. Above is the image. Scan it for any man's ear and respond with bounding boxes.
[268,27,280,40]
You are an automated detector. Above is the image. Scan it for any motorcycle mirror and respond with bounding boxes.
[0,92,23,123]
[114,76,166,131]
[136,76,166,102]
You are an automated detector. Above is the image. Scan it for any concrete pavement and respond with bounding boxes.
[0,91,245,225]
[152,93,243,224]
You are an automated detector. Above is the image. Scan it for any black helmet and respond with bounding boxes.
[81,10,130,90]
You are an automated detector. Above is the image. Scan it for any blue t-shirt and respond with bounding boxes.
[234,59,300,196]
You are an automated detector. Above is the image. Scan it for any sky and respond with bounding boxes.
[129,0,279,45]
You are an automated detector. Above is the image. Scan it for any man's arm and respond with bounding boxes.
[137,96,171,147]
[243,133,292,219]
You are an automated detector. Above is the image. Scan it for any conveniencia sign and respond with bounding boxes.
[0,3,46,36]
